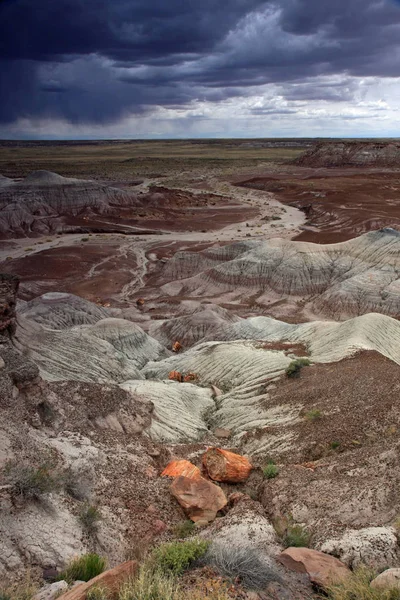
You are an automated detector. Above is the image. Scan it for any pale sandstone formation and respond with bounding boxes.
[158,229,400,320]
[0,171,140,238]
[320,527,400,570]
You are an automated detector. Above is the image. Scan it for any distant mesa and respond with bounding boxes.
[294,140,400,168]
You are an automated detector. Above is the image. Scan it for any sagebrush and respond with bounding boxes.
[152,539,210,575]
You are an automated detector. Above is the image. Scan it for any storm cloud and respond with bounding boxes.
[1,0,400,136]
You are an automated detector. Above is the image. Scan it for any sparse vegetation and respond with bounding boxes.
[58,553,106,584]
[81,237,89,242]
[323,567,400,600]
[262,461,279,479]
[283,523,311,548]
[173,520,196,539]
[273,515,311,548]
[305,408,323,421]
[330,440,341,450]
[4,461,59,502]
[285,358,311,378]
[152,539,210,575]
[0,574,39,600]
[119,567,181,600]
[204,543,282,590]
[86,586,110,600]
[79,503,102,534]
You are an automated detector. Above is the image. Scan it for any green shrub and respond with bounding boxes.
[305,409,322,421]
[152,539,210,575]
[4,461,58,501]
[323,567,400,600]
[330,441,341,450]
[79,504,102,534]
[81,237,89,242]
[262,461,279,479]
[283,524,311,548]
[58,553,106,584]
[173,520,196,539]
[119,567,180,600]
[285,358,311,378]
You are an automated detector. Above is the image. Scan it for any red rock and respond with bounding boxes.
[153,519,167,535]
[161,459,202,480]
[278,548,351,589]
[170,475,227,523]
[172,341,182,353]
[57,561,138,600]
[203,448,252,483]
[183,372,199,382]
[168,370,183,382]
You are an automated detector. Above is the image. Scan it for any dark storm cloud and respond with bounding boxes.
[1,0,400,128]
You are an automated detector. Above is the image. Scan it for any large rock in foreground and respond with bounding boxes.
[58,561,138,600]
[278,547,351,589]
[203,448,252,483]
[170,475,227,523]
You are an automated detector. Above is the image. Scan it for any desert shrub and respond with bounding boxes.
[283,524,311,548]
[152,539,210,575]
[305,409,322,421]
[119,567,180,600]
[273,515,311,548]
[323,567,400,600]
[262,461,279,479]
[203,543,282,590]
[173,520,196,539]
[285,358,310,378]
[79,504,102,534]
[4,461,59,502]
[86,586,110,600]
[58,553,106,584]
[81,237,89,242]
[330,441,341,450]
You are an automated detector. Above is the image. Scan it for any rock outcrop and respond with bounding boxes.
[0,171,141,238]
[294,141,400,168]
[170,475,227,523]
[278,547,351,589]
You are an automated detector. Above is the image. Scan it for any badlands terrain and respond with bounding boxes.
[0,139,400,599]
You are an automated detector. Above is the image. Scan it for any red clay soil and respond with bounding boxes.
[0,243,137,303]
[237,169,400,243]
[244,350,400,464]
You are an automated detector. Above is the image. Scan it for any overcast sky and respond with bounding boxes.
[1,0,400,139]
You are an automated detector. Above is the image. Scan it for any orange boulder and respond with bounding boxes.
[161,459,202,480]
[168,370,184,382]
[57,561,137,600]
[172,341,182,353]
[202,448,252,483]
[170,475,227,523]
